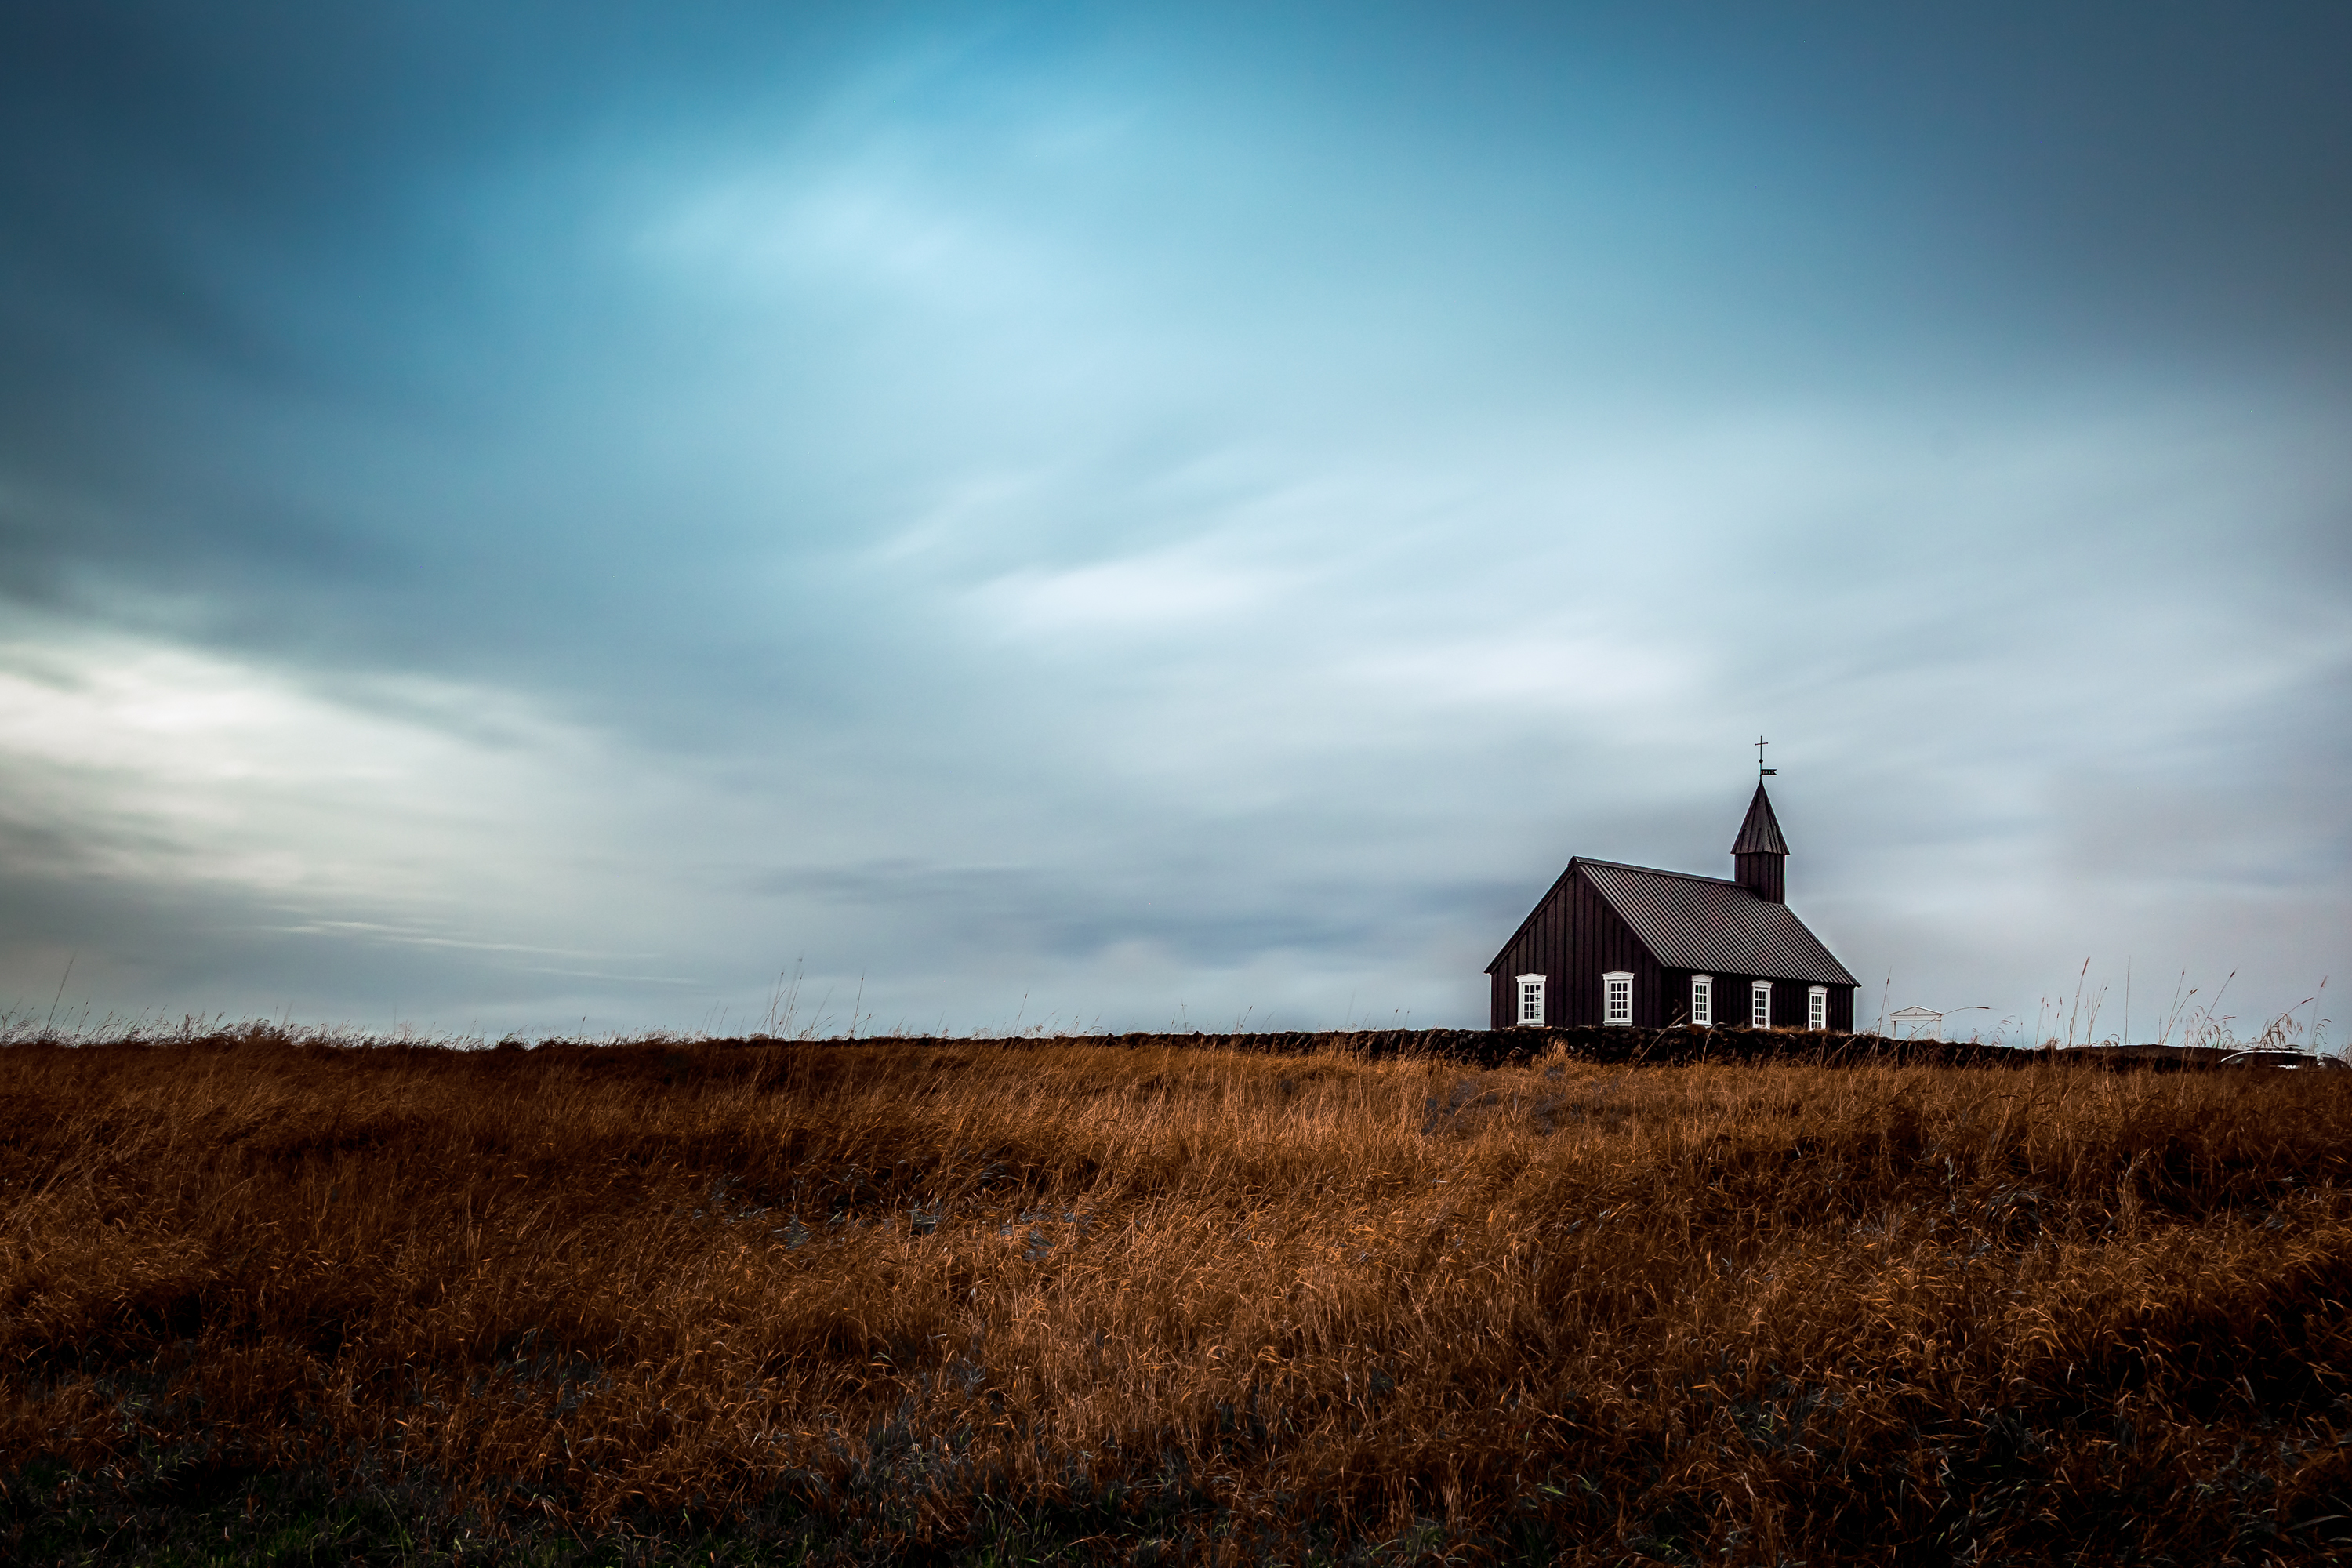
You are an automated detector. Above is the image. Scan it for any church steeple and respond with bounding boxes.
[1732,782,1788,903]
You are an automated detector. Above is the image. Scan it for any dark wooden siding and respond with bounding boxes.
[1489,866,1660,1029]
[1669,974,1859,1031]
[1649,971,1857,1031]
[1733,851,1785,904]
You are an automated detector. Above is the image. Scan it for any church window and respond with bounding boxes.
[1808,986,1828,1031]
[1604,971,1633,1026]
[1751,980,1773,1027]
[1691,975,1713,1027]
[1516,974,1545,1026]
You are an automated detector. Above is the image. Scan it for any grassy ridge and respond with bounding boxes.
[4,1032,2350,1563]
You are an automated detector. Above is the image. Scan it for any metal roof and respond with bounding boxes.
[1577,858,1859,986]
[1731,782,1789,855]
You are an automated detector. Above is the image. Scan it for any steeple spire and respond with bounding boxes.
[1733,781,1788,902]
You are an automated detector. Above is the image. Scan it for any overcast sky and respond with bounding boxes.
[2,2,2347,1044]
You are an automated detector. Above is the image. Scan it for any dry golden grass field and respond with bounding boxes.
[4,1030,2350,1564]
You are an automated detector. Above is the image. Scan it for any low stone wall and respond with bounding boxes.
[789,1025,2039,1069]
[688,1029,2315,1070]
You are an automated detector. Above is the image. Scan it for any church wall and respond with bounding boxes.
[1496,936,1860,1033]
[1490,864,1663,1029]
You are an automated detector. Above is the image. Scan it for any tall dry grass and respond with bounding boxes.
[4,1032,2351,1563]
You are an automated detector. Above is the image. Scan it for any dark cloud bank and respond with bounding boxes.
[2,2,2347,1041]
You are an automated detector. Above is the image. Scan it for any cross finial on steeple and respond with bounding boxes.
[1755,735,1777,778]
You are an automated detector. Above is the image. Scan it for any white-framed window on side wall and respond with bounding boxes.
[1516,974,1546,1027]
[1751,980,1773,1028]
[1690,975,1713,1027]
[1603,971,1634,1027]
[1807,986,1828,1031]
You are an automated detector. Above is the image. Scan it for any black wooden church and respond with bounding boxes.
[1486,781,1858,1031]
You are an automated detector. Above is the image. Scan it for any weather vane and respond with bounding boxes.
[1756,735,1776,778]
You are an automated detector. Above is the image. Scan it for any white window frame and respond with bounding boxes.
[1690,975,1713,1028]
[1603,970,1634,1028]
[1515,973,1546,1027]
[1807,985,1828,1031]
[1751,980,1773,1028]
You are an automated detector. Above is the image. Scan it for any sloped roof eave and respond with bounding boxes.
[1578,858,1859,987]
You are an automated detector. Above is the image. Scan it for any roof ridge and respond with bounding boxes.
[1576,857,1744,889]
